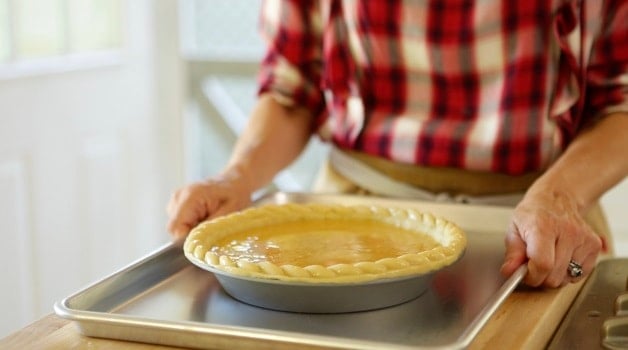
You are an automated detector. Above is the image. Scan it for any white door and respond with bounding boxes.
[0,0,183,336]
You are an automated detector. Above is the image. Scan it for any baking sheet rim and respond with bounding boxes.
[54,192,526,350]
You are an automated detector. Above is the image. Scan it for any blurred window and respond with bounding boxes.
[68,0,122,52]
[0,0,9,62]
[0,0,121,65]
[15,0,66,59]
[180,0,263,60]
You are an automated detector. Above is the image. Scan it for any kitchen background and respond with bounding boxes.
[0,0,625,339]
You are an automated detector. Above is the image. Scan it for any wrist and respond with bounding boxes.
[524,173,587,215]
[215,163,257,195]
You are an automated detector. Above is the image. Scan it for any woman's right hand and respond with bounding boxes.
[166,94,316,241]
[166,176,253,241]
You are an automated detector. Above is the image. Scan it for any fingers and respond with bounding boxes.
[540,235,572,288]
[166,196,205,239]
[209,199,248,220]
[169,222,194,241]
[520,222,559,287]
[508,210,603,288]
[565,234,602,282]
[165,180,253,240]
[500,223,528,277]
[166,182,219,239]
[543,223,602,287]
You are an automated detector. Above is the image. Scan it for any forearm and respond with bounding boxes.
[528,112,628,213]
[219,93,315,193]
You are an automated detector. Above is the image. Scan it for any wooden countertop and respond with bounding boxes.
[1,280,583,350]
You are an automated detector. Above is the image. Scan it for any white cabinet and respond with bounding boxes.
[0,1,183,337]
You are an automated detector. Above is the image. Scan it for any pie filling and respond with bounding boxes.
[184,203,467,283]
[210,220,440,266]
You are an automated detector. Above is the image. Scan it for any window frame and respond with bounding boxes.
[0,0,124,80]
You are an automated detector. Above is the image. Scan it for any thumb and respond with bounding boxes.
[500,224,528,277]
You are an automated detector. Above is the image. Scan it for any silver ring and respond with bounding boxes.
[568,260,583,278]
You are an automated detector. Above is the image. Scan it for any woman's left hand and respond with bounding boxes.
[500,188,603,287]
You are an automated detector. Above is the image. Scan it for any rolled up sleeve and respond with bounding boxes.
[583,0,628,121]
[257,0,327,123]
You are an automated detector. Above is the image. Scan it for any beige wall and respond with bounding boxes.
[601,178,628,256]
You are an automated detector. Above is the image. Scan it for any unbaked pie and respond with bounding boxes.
[184,203,467,284]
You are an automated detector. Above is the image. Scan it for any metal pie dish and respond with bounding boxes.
[183,203,467,313]
[186,256,439,313]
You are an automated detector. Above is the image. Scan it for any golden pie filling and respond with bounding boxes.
[184,203,467,283]
[210,221,440,266]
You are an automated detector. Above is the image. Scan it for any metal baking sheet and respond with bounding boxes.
[55,192,526,350]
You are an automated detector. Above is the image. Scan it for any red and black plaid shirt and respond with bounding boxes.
[258,0,628,175]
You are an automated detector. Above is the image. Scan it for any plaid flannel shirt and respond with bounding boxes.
[257,0,628,175]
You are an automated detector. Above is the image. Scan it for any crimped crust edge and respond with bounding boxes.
[183,203,467,283]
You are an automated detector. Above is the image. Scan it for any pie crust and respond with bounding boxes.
[184,203,467,284]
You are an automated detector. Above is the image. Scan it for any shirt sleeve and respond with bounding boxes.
[257,0,327,123]
[583,0,628,122]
